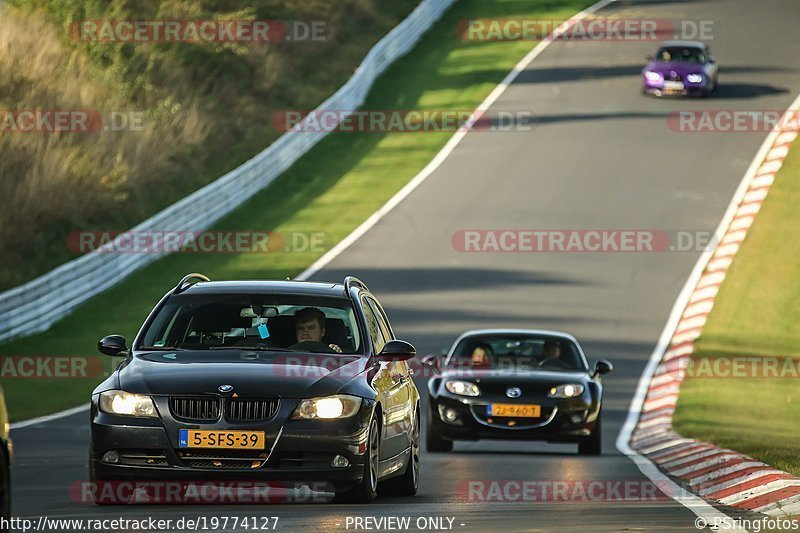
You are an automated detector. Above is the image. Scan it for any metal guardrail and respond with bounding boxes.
[0,0,456,343]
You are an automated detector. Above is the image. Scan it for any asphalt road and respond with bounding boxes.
[10,0,800,531]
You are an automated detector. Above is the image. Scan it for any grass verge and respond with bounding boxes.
[0,0,595,421]
[673,134,800,478]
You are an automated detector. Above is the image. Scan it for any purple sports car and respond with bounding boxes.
[642,40,718,97]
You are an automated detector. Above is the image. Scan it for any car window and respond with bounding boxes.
[360,297,387,353]
[656,46,704,64]
[448,334,588,372]
[138,293,362,354]
[365,297,393,341]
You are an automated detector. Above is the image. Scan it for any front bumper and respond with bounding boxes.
[642,78,709,96]
[429,393,599,442]
[90,396,374,489]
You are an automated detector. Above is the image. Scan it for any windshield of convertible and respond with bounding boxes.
[655,46,705,64]
[138,294,362,354]
[447,334,587,372]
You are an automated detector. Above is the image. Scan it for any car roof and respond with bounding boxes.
[178,280,348,298]
[659,40,706,49]
[453,328,581,344]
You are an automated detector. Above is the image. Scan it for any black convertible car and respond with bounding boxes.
[425,329,611,455]
[90,274,419,503]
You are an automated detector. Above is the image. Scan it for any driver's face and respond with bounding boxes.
[296,319,324,343]
[543,345,561,359]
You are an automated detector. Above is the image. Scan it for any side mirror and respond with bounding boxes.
[421,353,443,374]
[98,335,129,357]
[377,340,416,362]
[594,359,613,376]
[646,54,654,61]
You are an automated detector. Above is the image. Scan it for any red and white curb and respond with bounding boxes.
[629,117,800,519]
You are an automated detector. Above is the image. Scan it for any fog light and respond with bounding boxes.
[331,455,350,468]
[438,405,462,425]
[570,414,584,425]
[101,450,120,464]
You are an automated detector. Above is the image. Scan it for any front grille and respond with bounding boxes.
[225,398,280,421]
[666,72,682,81]
[170,397,221,421]
[177,450,269,469]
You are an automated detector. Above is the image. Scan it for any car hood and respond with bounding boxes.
[644,61,704,76]
[116,350,368,398]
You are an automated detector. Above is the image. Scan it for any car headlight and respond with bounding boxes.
[445,380,481,397]
[644,71,662,82]
[686,73,704,83]
[291,394,362,420]
[99,390,158,418]
[548,384,585,398]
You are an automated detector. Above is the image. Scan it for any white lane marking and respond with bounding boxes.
[617,91,800,531]
[10,403,89,430]
[295,0,620,281]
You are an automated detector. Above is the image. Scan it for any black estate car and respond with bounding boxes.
[425,329,611,455]
[90,274,420,503]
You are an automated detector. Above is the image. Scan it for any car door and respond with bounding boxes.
[365,296,414,455]
[361,296,407,459]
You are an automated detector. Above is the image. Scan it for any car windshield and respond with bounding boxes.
[447,334,587,372]
[656,46,705,64]
[138,293,362,354]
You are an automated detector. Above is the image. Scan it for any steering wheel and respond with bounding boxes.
[289,341,339,354]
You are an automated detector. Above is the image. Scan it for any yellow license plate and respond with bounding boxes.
[489,404,541,418]
[179,429,265,449]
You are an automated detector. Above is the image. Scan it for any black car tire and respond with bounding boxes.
[336,417,379,503]
[0,450,10,532]
[379,409,420,496]
[578,415,602,455]
[425,403,453,452]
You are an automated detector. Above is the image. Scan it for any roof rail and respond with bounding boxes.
[343,276,369,296]
[173,273,211,294]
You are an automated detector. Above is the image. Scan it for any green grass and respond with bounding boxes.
[673,135,800,478]
[0,0,594,421]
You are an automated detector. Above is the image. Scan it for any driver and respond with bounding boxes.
[537,340,566,368]
[293,307,342,353]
